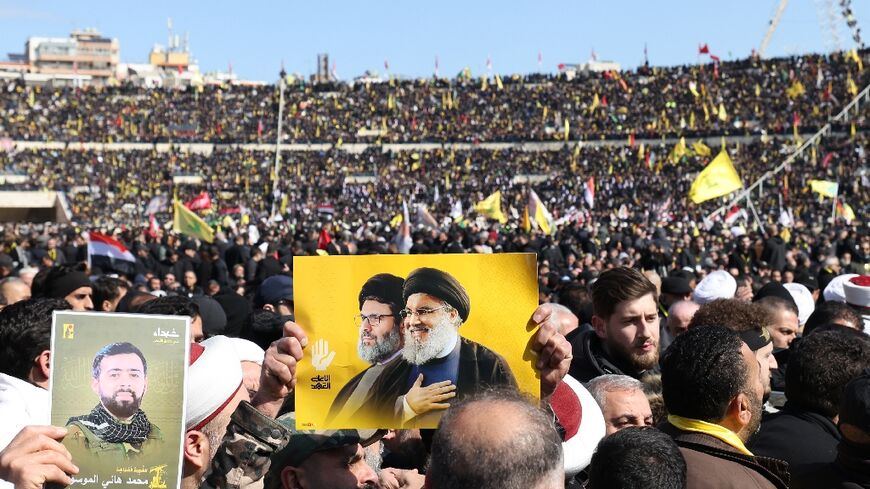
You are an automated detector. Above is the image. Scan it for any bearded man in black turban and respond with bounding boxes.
[365,267,516,427]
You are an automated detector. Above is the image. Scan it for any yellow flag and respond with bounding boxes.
[528,190,554,235]
[590,93,600,112]
[542,106,549,123]
[847,74,858,96]
[564,119,570,141]
[688,150,743,203]
[838,200,856,222]
[495,74,504,91]
[481,75,488,91]
[173,200,215,243]
[808,179,839,198]
[755,83,762,97]
[474,191,507,223]
[670,137,690,163]
[850,48,864,72]
[521,206,531,233]
[702,103,710,122]
[389,213,403,228]
[786,80,805,99]
[718,103,728,122]
[688,81,699,98]
[851,122,857,138]
[692,140,712,157]
[689,111,696,129]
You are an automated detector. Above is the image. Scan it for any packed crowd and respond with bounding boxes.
[1,133,867,234]
[0,255,866,489]
[0,47,867,489]
[1,50,868,144]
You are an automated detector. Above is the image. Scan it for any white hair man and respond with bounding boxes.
[586,374,654,436]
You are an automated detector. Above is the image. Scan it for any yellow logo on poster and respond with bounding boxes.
[62,323,74,339]
[149,464,167,489]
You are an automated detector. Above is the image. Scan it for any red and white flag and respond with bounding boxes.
[724,206,746,225]
[88,232,136,275]
[584,177,595,209]
[185,192,212,211]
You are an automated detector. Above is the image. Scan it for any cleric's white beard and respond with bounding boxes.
[357,328,401,364]
[402,315,458,365]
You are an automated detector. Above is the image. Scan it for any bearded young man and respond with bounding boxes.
[65,342,165,463]
[569,267,661,384]
[366,267,516,426]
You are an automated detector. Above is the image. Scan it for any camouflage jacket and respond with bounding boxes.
[201,401,292,489]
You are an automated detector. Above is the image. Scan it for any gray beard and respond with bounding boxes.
[402,316,458,365]
[357,328,401,364]
[364,442,384,475]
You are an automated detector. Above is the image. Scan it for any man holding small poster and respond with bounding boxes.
[50,311,189,489]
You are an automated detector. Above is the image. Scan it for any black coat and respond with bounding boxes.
[749,402,841,479]
[792,441,870,489]
[762,236,787,271]
[365,337,516,425]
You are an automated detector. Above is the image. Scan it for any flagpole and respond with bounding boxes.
[831,184,838,222]
[270,69,286,219]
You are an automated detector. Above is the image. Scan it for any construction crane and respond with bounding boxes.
[759,0,789,57]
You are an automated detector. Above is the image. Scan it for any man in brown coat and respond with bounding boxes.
[659,325,789,489]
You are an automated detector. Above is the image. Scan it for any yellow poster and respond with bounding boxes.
[294,253,539,429]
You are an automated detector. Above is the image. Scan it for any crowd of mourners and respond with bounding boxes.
[0,48,867,489]
[1,50,868,144]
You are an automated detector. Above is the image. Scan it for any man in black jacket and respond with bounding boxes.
[793,369,870,489]
[749,329,870,478]
[569,267,660,385]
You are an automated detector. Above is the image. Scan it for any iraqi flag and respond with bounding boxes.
[88,232,136,275]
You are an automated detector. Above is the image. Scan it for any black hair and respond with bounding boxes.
[785,329,870,418]
[588,426,687,489]
[0,298,71,379]
[30,263,88,299]
[136,295,200,318]
[91,276,129,312]
[557,283,593,324]
[92,342,148,378]
[661,325,747,422]
[803,301,863,336]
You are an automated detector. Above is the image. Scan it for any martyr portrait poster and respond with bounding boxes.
[294,253,539,429]
[50,311,190,489]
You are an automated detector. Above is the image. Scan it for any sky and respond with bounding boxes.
[1,0,868,82]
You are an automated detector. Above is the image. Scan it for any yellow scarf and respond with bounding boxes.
[668,415,753,456]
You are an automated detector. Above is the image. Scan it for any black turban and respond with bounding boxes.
[403,268,470,321]
[753,281,798,312]
[358,273,405,310]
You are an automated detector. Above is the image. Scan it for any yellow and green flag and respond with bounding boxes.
[688,150,743,203]
[808,179,839,199]
[173,200,214,243]
[474,191,507,223]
